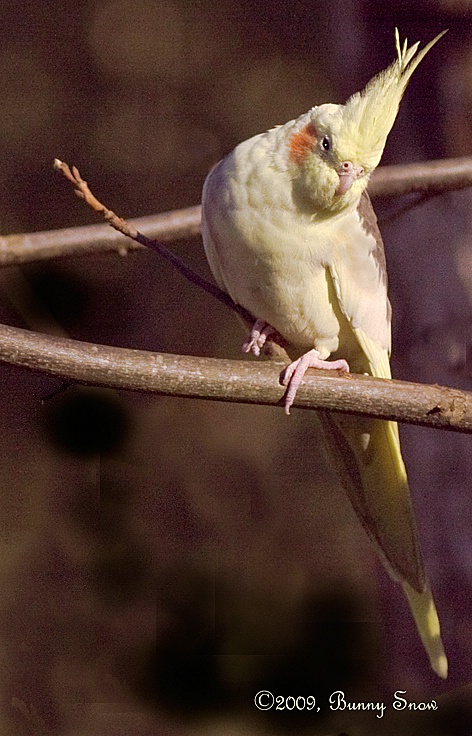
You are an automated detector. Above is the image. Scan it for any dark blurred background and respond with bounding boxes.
[0,1,471,734]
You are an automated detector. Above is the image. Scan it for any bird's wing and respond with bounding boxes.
[318,410,426,593]
[323,191,425,589]
[328,190,392,377]
[320,192,446,677]
[201,161,233,296]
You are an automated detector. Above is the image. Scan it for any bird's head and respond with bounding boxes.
[287,29,446,214]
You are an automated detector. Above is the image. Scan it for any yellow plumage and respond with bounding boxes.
[202,30,448,677]
[338,29,447,171]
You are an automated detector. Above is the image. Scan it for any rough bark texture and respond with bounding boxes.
[0,322,471,432]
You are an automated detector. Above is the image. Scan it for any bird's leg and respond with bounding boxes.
[282,349,349,415]
[242,319,275,357]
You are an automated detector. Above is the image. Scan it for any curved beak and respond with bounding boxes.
[335,161,365,196]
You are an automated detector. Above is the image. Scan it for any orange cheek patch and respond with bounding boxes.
[288,122,318,164]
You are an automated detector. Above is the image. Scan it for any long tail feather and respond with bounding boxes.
[403,582,448,678]
[318,411,447,676]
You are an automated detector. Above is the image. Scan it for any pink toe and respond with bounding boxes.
[282,350,350,414]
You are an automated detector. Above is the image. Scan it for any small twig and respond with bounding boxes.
[53,159,253,322]
[52,157,472,366]
[0,321,470,432]
[53,159,289,359]
[0,157,469,269]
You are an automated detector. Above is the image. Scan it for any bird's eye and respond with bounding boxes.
[321,135,331,151]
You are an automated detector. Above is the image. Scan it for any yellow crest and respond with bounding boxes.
[337,29,447,171]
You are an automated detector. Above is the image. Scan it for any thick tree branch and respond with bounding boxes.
[0,156,469,433]
[0,321,470,432]
[0,157,470,267]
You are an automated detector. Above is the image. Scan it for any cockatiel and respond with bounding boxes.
[201,30,448,677]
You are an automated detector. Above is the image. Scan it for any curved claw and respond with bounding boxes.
[282,348,349,415]
[242,319,275,357]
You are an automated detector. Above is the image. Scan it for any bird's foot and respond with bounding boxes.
[282,348,349,415]
[242,319,275,357]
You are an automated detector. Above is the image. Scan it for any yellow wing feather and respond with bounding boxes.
[325,262,447,676]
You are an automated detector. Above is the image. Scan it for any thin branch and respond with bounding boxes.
[370,156,472,198]
[0,204,201,265]
[0,157,470,267]
[52,160,290,359]
[379,191,436,224]
[0,157,472,433]
[0,321,470,432]
[53,160,255,325]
